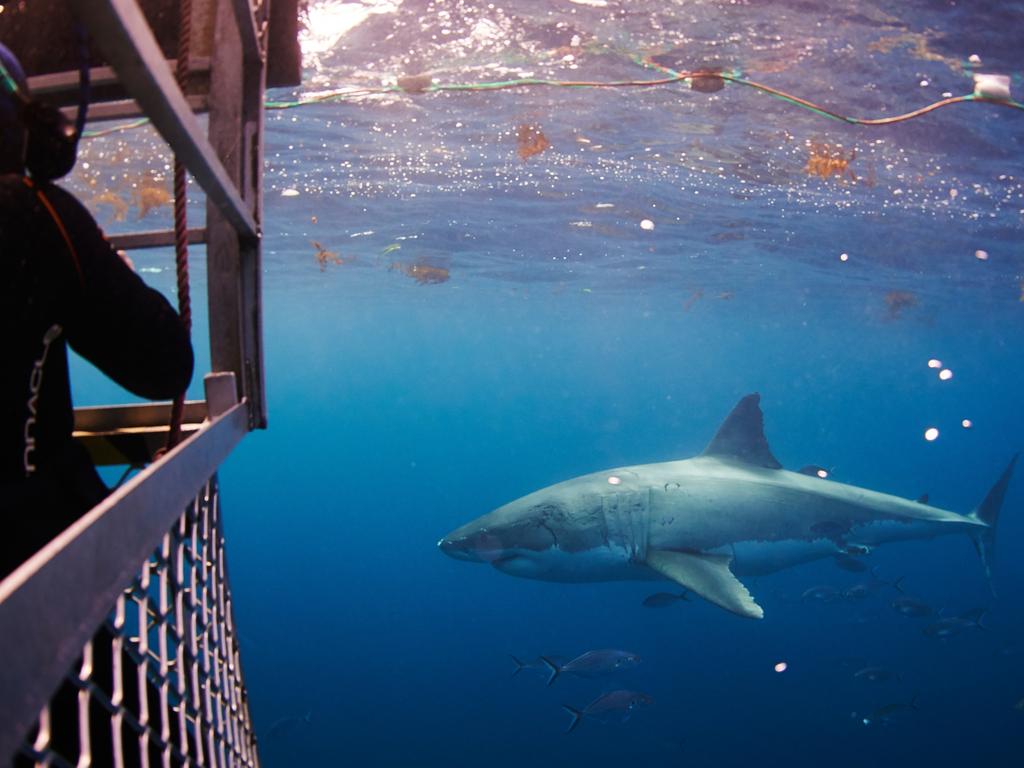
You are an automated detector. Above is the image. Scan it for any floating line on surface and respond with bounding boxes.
[82,61,1024,139]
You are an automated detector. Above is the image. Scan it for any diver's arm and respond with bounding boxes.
[45,184,195,400]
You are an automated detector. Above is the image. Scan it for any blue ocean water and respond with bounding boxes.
[66,1,1024,765]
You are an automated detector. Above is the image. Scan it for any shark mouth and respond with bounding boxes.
[438,531,509,563]
[490,554,524,568]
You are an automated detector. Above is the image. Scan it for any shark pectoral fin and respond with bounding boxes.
[645,550,764,619]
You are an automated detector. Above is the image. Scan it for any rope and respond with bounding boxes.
[72,22,91,139]
[166,0,193,452]
[86,60,1022,139]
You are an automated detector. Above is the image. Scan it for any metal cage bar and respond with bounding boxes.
[0,0,272,761]
[11,477,259,767]
[64,0,270,425]
[64,0,258,242]
[0,389,249,763]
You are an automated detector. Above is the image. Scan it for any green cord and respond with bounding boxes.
[79,55,1023,140]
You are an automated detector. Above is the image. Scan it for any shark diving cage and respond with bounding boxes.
[0,0,300,765]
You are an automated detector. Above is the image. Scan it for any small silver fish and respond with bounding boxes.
[562,690,654,733]
[510,655,565,678]
[923,609,987,638]
[642,591,690,607]
[266,711,312,739]
[862,696,919,725]
[891,597,935,618]
[542,649,641,686]
[802,585,842,603]
[853,665,901,683]
[845,573,904,600]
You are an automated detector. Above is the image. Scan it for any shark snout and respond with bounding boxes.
[438,527,507,563]
[437,535,480,561]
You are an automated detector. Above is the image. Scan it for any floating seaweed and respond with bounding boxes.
[312,241,344,271]
[867,32,962,73]
[132,180,173,218]
[682,288,703,312]
[516,125,551,160]
[92,190,129,222]
[390,261,450,285]
[805,142,857,182]
[884,290,916,319]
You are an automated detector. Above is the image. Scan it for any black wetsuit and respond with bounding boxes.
[1,174,193,578]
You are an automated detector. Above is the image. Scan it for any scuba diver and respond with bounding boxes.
[0,42,194,580]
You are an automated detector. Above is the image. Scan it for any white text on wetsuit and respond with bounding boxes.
[23,324,62,476]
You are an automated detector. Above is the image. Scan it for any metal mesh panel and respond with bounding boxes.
[16,477,260,768]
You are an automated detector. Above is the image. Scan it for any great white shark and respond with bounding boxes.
[439,394,1016,619]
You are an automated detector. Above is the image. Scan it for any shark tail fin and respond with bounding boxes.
[510,655,525,677]
[561,705,584,733]
[541,656,561,687]
[966,454,1018,592]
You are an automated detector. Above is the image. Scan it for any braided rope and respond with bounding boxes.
[166,0,193,451]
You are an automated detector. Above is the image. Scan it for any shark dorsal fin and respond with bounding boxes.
[702,393,782,469]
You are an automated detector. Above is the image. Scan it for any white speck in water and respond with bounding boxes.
[607,476,622,485]
[927,359,942,369]
[962,419,973,429]
[640,219,655,231]
[939,369,953,381]
[839,252,849,262]
[281,188,300,197]
[924,427,939,442]
[974,249,989,261]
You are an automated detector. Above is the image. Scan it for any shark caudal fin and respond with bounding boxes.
[966,454,1018,593]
